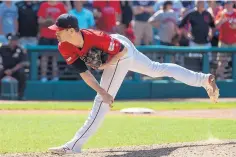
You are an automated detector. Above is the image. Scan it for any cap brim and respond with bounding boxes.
[48,24,63,31]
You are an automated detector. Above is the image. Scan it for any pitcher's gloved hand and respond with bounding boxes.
[80,47,108,70]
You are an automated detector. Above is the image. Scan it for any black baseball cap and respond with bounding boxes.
[48,13,79,31]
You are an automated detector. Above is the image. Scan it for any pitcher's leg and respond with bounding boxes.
[130,51,219,102]
[65,95,109,152]
[65,58,130,152]
[130,51,209,87]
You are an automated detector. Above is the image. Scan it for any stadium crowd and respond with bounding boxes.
[0,0,236,86]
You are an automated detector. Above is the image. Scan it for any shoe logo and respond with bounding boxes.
[63,146,71,152]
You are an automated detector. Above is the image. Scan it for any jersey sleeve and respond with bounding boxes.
[37,2,46,18]
[215,11,224,23]
[92,1,102,10]
[209,13,215,28]
[179,12,190,28]
[89,30,122,55]
[58,42,80,65]
[113,1,121,14]
[59,2,67,14]
[18,47,27,62]
[71,58,88,74]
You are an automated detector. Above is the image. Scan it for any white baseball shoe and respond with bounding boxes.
[204,75,219,103]
[48,145,80,155]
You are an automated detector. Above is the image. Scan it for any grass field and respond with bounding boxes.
[0,114,236,153]
[0,100,236,154]
[0,101,236,110]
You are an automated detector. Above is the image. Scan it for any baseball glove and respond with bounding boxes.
[80,47,109,69]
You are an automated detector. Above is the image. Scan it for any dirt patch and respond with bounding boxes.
[1,140,236,157]
[1,109,236,119]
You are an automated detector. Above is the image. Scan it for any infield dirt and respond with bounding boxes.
[1,140,236,157]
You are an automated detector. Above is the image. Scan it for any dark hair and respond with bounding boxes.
[74,28,80,32]
[163,1,173,11]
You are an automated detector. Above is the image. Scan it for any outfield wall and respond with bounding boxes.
[24,45,236,100]
[25,80,236,100]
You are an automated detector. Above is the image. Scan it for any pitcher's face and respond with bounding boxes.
[56,29,75,42]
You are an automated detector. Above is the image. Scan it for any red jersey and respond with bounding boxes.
[58,29,122,65]
[216,10,236,44]
[93,1,121,32]
[38,2,67,39]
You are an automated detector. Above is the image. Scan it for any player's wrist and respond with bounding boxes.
[98,88,107,96]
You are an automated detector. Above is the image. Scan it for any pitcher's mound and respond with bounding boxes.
[2,140,236,157]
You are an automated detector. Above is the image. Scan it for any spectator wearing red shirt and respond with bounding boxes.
[207,1,223,47]
[93,0,121,33]
[208,1,223,18]
[116,1,135,43]
[215,1,236,79]
[37,1,67,82]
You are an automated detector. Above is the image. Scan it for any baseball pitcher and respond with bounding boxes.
[48,14,219,154]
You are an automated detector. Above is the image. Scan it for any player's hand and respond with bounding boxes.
[219,12,228,24]
[230,23,236,29]
[101,92,114,108]
[208,32,213,40]
[98,63,109,70]
[139,6,145,12]
[4,69,12,76]
[87,64,98,70]
[220,17,228,24]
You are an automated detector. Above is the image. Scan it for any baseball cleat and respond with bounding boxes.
[48,145,80,154]
[204,75,219,103]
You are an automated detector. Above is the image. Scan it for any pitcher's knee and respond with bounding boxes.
[147,62,173,78]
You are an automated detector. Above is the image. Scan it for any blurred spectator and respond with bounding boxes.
[208,1,223,18]
[215,1,236,79]
[16,1,40,47]
[125,24,135,43]
[37,1,67,82]
[83,0,94,11]
[118,1,133,31]
[149,1,179,46]
[116,1,135,42]
[182,1,195,10]
[0,34,27,100]
[132,1,155,45]
[69,1,95,29]
[64,1,72,11]
[178,0,215,71]
[154,0,183,19]
[207,1,223,47]
[93,1,121,33]
[179,1,215,55]
[0,1,18,44]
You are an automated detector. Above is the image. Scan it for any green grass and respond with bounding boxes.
[0,101,236,110]
[0,114,236,153]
